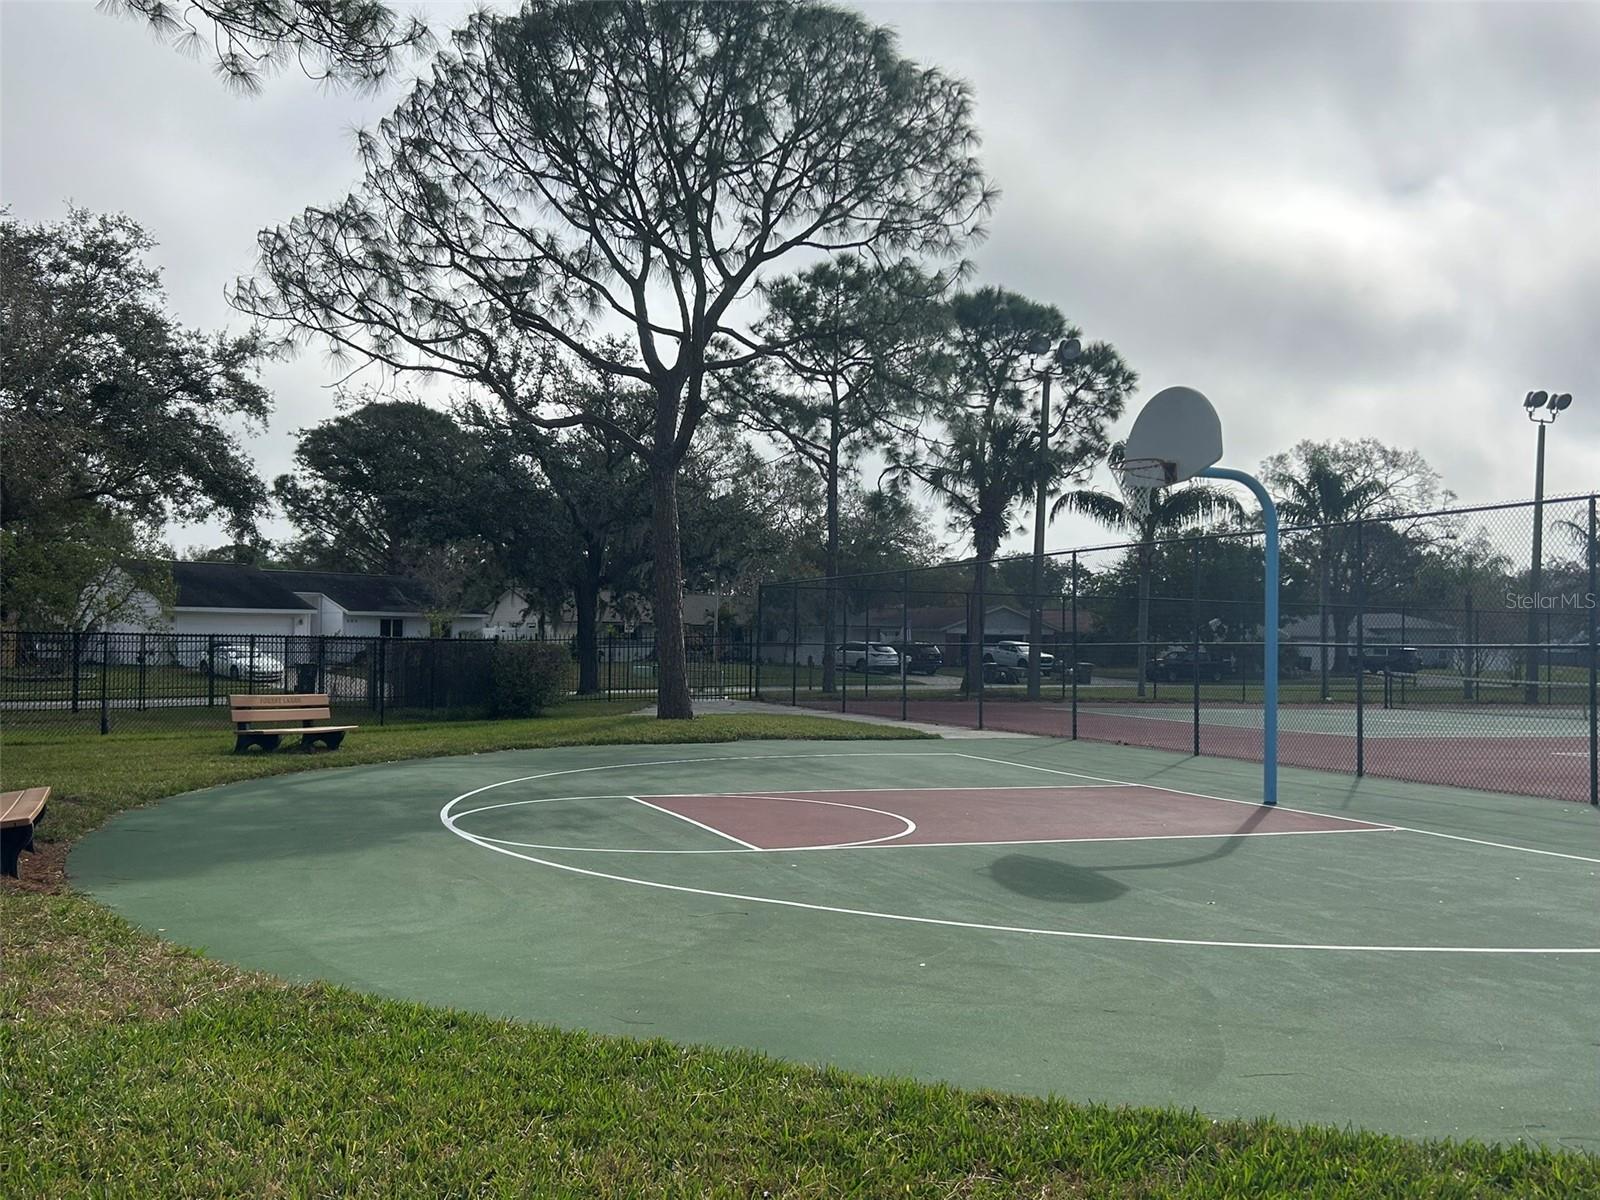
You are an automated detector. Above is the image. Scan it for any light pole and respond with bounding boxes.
[1522,389,1574,703]
[1027,335,1082,700]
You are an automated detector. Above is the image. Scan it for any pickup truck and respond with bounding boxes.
[982,641,1056,682]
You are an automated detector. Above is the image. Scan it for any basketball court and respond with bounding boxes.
[72,736,1600,1148]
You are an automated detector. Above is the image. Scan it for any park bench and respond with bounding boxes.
[1,787,50,879]
[230,693,358,754]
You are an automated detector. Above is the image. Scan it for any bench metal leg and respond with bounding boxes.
[233,733,282,754]
[1,823,35,878]
[299,731,347,752]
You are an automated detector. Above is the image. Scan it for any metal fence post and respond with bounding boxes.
[137,632,147,712]
[1355,518,1365,777]
[1191,538,1201,757]
[754,585,764,703]
[976,567,986,731]
[1463,590,1474,701]
[839,591,848,714]
[206,634,216,707]
[99,630,110,735]
[897,571,908,721]
[248,634,257,695]
[790,584,800,707]
[1070,553,1079,740]
[317,635,326,695]
[70,630,81,713]
[1588,494,1597,806]
[1059,593,1068,702]
[378,638,387,725]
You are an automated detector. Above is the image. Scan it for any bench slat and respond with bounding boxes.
[229,693,329,708]
[231,708,333,724]
[1,787,50,828]
[249,724,359,735]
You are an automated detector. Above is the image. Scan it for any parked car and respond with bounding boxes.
[1145,648,1229,682]
[982,640,1055,674]
[835,642,900,674]
[203,642,288,682]
[893,642,945,674]
[1358,645,1420,675]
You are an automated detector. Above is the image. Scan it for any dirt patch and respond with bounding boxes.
[0,836,70,894]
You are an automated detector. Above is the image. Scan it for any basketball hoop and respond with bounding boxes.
[1111,455,1176,523]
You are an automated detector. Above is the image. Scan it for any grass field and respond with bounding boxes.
[3,706,1596,1196]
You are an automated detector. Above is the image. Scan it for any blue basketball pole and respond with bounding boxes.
[1199,467,1279,805]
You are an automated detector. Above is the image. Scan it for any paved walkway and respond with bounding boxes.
[638,697,1036,739]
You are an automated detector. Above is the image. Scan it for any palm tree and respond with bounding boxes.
[887,287,1130,693]
[1055,469,1242,697]
[1265,450,1387,697]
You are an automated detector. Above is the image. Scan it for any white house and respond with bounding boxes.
[1282,610,1460,670]
[107,562,488,642]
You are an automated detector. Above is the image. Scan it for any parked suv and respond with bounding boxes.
[982,640,1055,673]
[835,642,900,674]
[1145,648,1228,682]
[893,642,945,674]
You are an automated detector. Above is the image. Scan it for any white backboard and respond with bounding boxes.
[1118,386,1223,486]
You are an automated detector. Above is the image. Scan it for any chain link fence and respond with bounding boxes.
[1,632,756,735]
[756,493,1599,805]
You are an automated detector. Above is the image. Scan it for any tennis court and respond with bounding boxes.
[804,696,1592,800]
[72,736,1599,1148]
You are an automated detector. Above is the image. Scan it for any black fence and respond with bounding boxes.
[0,631,756,736]
[756,492,1600,805]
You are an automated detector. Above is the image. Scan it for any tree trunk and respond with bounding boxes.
[574,550,602,695]
[821,438,840,696]
[650,462,694,719]
[1136,544,1152,699]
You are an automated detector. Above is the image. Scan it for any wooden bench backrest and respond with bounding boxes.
[1,787,50,828]
[229,694,333,724]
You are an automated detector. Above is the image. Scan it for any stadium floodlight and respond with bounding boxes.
[1027,334,1087,702]
[1520,386,1576,701]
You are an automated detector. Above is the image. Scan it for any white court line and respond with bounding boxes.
[634,783,1116,798]
[952,752,1600,866]
[629,795,759,849]
[466,822,1396,855]
[441,814,1596,955]
[465,791,919,854]
[437,753,1599,953]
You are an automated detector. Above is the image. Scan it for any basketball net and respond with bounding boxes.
[1111,456,1176,525]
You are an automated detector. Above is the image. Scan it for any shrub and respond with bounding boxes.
[489,641,569,717]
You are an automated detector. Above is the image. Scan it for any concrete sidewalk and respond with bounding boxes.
[634,696,1036,738]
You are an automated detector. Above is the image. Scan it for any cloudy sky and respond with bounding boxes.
[3,1,1596,558]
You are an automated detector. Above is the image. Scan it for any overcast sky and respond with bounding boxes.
[3,1,1596,559]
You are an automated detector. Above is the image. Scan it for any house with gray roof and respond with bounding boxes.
[107,562,488,641]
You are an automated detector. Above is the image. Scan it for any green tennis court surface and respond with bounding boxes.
[1079,702,1590,737]
[72,737,1599,1149]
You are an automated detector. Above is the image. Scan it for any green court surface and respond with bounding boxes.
[72,737,1599,1149]
[1078,702,1590,737]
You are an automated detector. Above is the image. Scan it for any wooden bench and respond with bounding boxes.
[229,694,358,754]
[1,787,50,879]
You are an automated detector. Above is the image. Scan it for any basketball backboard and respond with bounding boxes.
[1116,386,1223,487]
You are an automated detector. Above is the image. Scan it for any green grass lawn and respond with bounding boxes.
[3,707,1595,1196]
